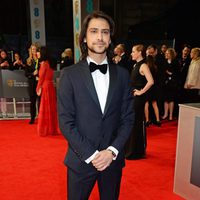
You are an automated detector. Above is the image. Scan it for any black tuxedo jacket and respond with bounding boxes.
[58,60,134,173]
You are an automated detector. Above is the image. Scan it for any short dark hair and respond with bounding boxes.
[147,44,158,51]
[182,43,191,49]
[79,10,115,62]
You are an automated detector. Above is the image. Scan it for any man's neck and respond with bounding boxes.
[88,52,107,64]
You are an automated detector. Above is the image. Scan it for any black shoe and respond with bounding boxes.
[154,121,161,127]
[145,121,151,127]
[29,119,34,124]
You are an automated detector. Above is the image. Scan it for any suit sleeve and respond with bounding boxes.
[110,70,135,152]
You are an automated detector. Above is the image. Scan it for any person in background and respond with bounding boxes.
[144,55,161,127]
[0,49,10,69]
[57,11,134,200]
[162,48,179,121]
[177,44,191,103]
[146,44,166,117]
[60,48,74,70]
[0,49,11,117]
[12,52,25,70]
[125,44,154,160]
[159,43,168,59]
[25,44,40,124]
[184,47,200,103]
[112,43,132,73]
[36,46,60,136]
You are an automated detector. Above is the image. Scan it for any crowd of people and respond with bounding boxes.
[1,33,200,133]
[113,42,200,120]
[106,37,200,164]
[113,42,200,163]
[1,31,200,137]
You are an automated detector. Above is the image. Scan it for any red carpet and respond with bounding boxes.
[0,119,184,200]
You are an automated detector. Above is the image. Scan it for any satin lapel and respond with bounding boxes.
[79,60,102,110]
[103,64,117,116]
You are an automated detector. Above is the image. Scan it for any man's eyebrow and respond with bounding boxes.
[88,27,110,31]
[88,28,110,31]
[88,28,97,30]
[102,28,110,31]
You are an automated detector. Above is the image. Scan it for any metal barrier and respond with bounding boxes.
[0,70,60,119]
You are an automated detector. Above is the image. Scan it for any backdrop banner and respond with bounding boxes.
[0,70,60,98]
[0,70,29,98]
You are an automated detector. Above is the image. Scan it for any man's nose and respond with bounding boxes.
[97,32,103,40]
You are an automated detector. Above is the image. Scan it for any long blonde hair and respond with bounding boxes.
[191,47,200,61]
[26,44,39,66]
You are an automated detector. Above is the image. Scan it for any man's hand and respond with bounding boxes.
[92,150,114,171]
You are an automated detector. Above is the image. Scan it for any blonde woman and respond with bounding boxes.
[25,43,40,124]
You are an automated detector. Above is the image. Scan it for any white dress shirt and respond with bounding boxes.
[85,57,118,163]
[87,57,109,113]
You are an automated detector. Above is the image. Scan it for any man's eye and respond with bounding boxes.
[90,30,97,33]
[102,30,110,34]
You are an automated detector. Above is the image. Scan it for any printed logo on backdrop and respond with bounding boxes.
[1,70,29,98]
[7,79,28,88]
[7,80,14,87]
[29,0,46,46]
[0,70,60,98]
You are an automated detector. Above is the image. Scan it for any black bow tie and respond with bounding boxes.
[89,62,107,74]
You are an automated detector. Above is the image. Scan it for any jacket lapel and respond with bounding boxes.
[103,64,117,116]
[79,60,102,111]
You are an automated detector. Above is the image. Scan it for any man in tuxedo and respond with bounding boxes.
[113,43,132,73]
[58,11,134,200]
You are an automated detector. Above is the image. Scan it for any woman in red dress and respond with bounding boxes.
[36,47,60,136]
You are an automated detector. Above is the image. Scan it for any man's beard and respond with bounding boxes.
[87,45,107,55]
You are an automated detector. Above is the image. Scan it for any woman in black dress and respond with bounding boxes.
[144,55,161,126]
[125,44,154,160]
[162,48,179,121]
